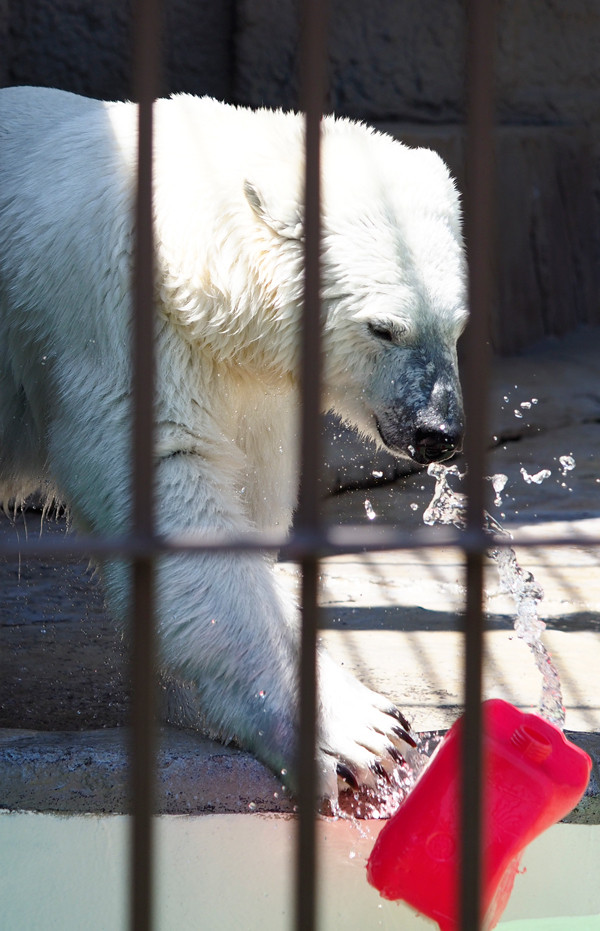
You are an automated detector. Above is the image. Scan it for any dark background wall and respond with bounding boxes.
[1,0,599,354]
[0,0,235,102]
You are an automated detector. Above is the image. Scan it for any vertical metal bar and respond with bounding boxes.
[295,1,329,930]
[131,0,161,928]
[461,1,495,930]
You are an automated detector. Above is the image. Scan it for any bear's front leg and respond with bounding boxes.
[104,453,412,796]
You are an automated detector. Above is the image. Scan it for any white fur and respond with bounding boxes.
[0,87,467,794]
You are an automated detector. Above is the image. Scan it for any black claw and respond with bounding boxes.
[387,746,406,766]
[336,762,359,791]
[370,760,392,784]
[388,706,412,733]
[393,725,418,749]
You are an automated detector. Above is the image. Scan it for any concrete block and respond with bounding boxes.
[234,0,600,127]
[0,726,597,821]
[6,0,233,101]
[0,0,9,86]
[375,123,600,353]
[565,730,600,825]
[234,0,464,119]
[0,727,290,814]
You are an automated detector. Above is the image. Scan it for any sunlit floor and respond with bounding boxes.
[274,515,600,735]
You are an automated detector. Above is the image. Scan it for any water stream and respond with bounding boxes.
[423,462,565,728]
[340,460,566,817]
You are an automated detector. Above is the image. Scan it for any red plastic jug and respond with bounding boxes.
[366,699,591,930]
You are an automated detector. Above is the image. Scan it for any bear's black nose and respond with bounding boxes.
[412,428,461,465]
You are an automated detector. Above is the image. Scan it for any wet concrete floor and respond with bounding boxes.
[1,328,599,816]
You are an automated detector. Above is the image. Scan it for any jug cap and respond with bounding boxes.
[510,722,552,763]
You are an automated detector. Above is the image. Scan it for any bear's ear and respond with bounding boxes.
[243,180,304,241]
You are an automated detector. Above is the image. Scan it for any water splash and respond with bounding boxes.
[423,462,565,728]
[330,737,437,821]
[422,463,467,529]
[338,460,566,819]
[491,544,564,726]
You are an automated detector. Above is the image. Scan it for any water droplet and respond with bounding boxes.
[248,802,257,811]
[520,467,551,485]
[492,474,507,493]
[364,499,376,521]
[559,455,576,475]
[372,470,383,478]
[513,409,523,419]
[489,473,508,506]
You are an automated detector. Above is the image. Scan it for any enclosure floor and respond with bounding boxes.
[1,328,599,815]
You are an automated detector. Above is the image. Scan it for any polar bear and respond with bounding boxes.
[0,87,467,795]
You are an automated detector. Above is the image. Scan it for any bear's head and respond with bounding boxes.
[244,119,468,467]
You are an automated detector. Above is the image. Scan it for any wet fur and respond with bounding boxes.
[0,87,467,794]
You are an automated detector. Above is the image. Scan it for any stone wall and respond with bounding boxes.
[2,0,599,352]
[1,0,234,101]
[234,0,600,126]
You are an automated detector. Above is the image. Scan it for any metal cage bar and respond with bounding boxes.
[0,522,594,562]
[295,2,330,928]
[131,0,161,927]
[460,1,496,928]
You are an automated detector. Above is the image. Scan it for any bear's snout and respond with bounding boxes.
[412,425,462,465]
